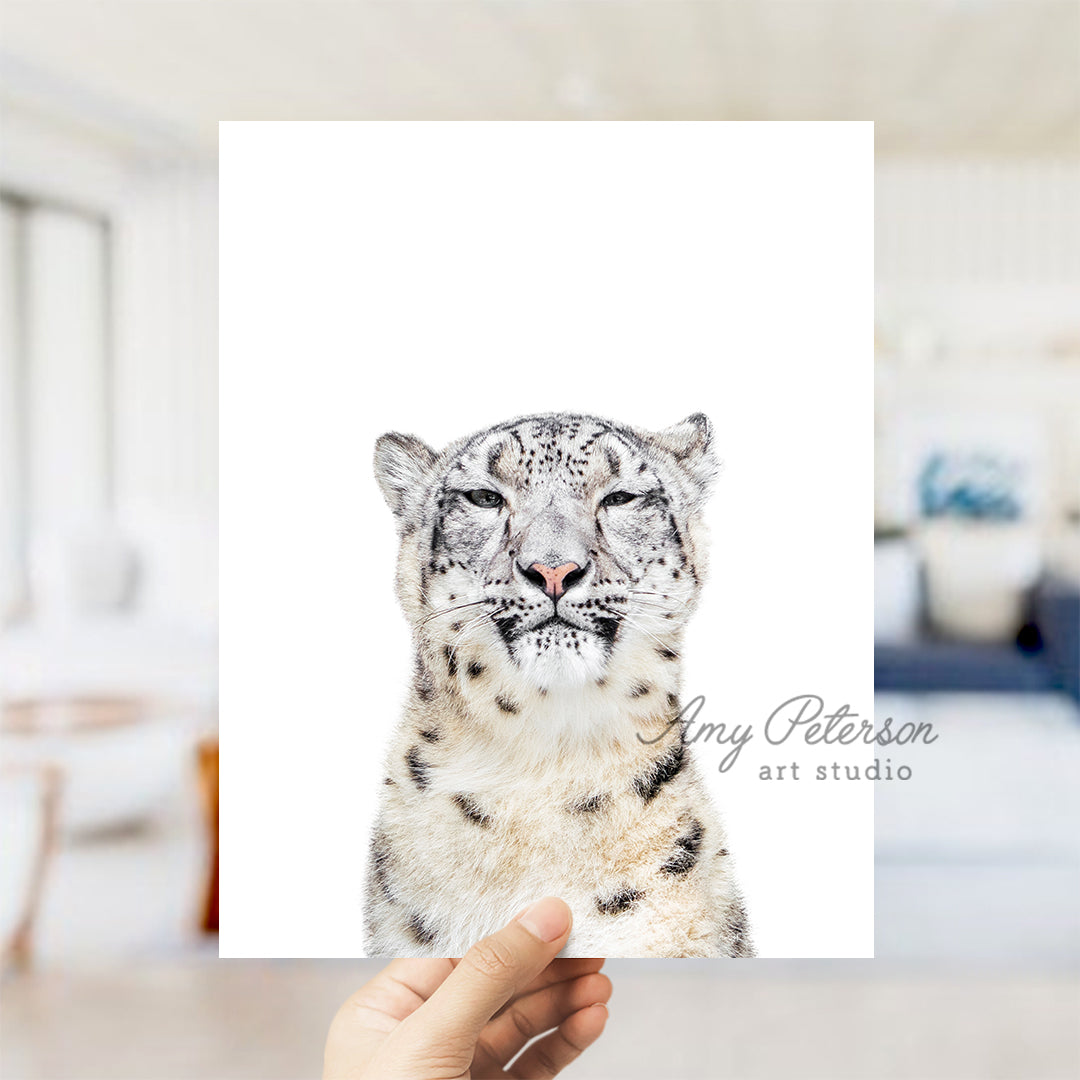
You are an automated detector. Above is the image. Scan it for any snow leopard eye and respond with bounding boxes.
[464,488,504,509]
[600,490,637,508]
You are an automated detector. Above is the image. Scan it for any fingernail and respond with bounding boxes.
[516,897,571,942]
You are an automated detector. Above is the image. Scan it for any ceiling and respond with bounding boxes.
[1,0,1078,157]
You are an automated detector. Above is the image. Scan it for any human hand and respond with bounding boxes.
[323,898,610,1079]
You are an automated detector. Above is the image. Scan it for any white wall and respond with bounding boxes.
[876,159,1080,356]
[113,166,218,621]
[114,166,218,512]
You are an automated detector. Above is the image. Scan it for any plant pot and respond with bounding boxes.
[919,520,1042,642]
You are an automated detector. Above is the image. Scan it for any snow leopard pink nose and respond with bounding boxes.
[520,561,587,600]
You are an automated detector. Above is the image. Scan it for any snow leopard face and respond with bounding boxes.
[375,413,717,691]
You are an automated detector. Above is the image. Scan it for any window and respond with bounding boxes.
[0,192,113,622]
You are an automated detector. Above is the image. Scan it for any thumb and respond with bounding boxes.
[404,898,572,1052]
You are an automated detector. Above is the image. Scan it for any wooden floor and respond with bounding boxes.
[4,958,1079,1079]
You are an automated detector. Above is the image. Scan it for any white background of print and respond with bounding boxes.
[219,121,875,958]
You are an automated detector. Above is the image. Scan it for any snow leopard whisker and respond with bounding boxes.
[602,594,668,611]
[611,613,672,649]
[417,600,490,627]
[626,602,673,616]
[426,604,513,649]
[627,599,671,612]
[449,612,494,646]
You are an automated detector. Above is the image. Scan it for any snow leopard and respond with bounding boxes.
[365,412,754,958]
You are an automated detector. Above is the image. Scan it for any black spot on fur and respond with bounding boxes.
[487,443,506,479]
[571,793,610,814]
[406,746,429,791]
[630,683,651,698]
[443,646,457,678]
[495,696,520,715]
[414,656,436,702]
[370,832,390,873]
[667,692,679,709]
[452,793,492,827]
[370,831,395,901]
[383,776,395,786]
[593,617,619,646]
[467,660,485,679]
[633,740,685,802]
[726,900,753,956]
[596,887,642,915]
[660,819,704,876]
[407,911,437,946]
[604,447,621,476]
[657,647,678,661]
[419,728,441,743]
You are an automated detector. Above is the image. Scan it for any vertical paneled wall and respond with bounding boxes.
[876,160,1080,353]
[113,165,218,620]
[877,160,1080,285]
[114,165,218,513]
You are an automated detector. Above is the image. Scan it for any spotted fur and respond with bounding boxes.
[365,413,753,957]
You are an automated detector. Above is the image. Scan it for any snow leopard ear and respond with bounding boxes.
[374,432,439,519]
[649,413,719,501]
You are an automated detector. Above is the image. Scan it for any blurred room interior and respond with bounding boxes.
[0,2,1078,1078]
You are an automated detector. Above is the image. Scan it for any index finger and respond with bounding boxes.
[406,898,573,1045]
[492,957,606,1019]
